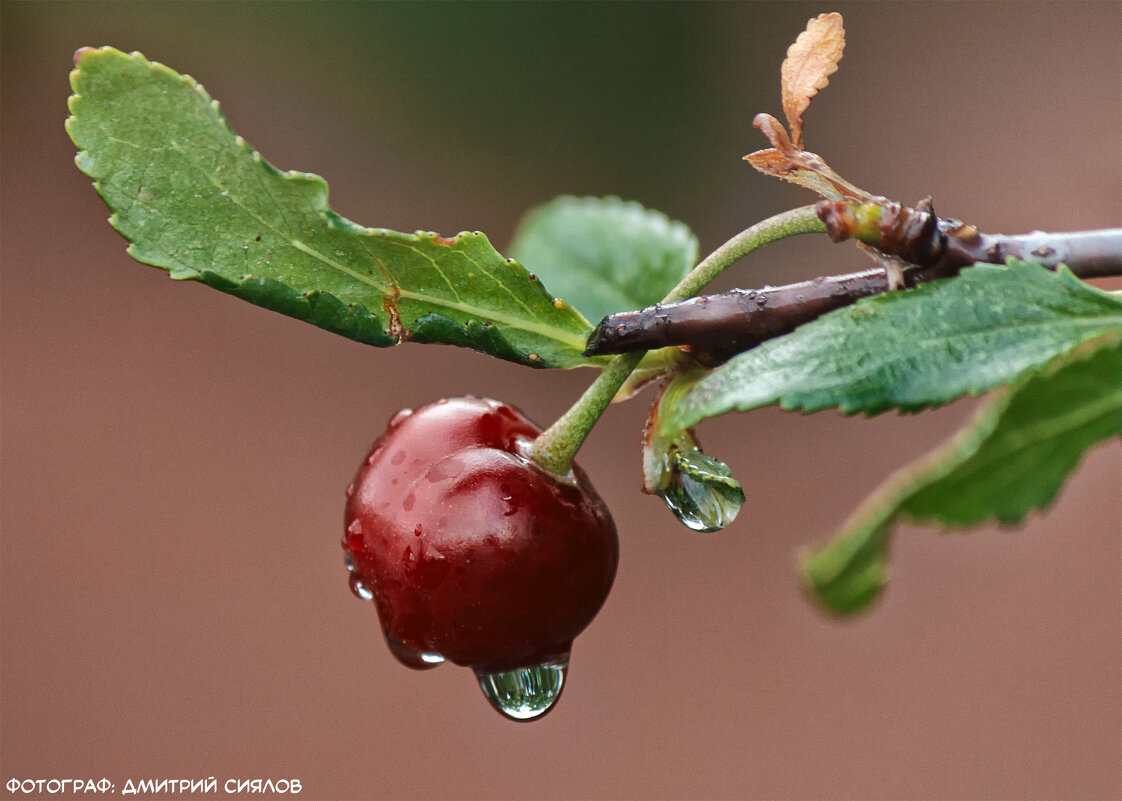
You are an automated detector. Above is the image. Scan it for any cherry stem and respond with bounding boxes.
[526,205,826,476]
[662,204,826,303]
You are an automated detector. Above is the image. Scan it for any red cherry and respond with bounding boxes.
[343,396,618,719]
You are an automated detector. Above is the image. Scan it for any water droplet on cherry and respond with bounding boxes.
[348,573,374,601]
[384,631,444,670]
[389,408,413,427]
[345,518,365,549]
[476,661,567,721]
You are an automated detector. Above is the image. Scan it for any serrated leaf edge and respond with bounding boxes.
[67,46,597,367]
[799,332,1122,615]
[510,194,699,320]
[666,261,1122,432]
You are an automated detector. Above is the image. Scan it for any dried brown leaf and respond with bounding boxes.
[744,146,871,202]
[743,148,788,174]
[751,113,794,155]
[781,12,845,149]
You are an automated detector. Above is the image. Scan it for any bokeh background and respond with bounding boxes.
[2,2,1120,799]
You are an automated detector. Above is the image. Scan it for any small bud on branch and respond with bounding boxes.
[819,199,1122,280]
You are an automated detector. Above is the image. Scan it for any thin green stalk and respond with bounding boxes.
[527,351,645,476]
[664,204,824,302]
[527,205,826,476]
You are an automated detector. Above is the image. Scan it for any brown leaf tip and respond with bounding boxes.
[751,113,794,155]
[780,12,846,149]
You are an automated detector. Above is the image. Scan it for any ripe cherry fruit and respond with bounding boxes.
[343,396,618,721]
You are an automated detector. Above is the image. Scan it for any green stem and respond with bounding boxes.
[527,351,645,476]
[663,204,824,302]
[527,204,826,476]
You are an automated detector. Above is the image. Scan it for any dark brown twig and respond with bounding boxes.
[585,267,912,363]
[585,203,1121,363]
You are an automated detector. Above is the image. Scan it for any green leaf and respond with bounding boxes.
[801,334,1122,614]
[509,195,697,325]
[800,516,891,616]
[666,259,1122,430]
[66,47,598,369]
[902,335,1122,526]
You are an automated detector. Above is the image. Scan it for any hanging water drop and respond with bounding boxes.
[658,449,745,533]
[383,631,444,670]
[476,661,567,721]
[348,573,374,601]
[388,408,413,427]
[345,518,364,549]
[343,552,356,572]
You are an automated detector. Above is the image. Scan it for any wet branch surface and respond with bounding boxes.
[585,201,1122,363]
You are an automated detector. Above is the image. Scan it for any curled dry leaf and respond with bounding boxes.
[781,12,845,149]
[751,112,794,155]
[744,147,850,199]
[744,139,870,203]
[744,15,871,203]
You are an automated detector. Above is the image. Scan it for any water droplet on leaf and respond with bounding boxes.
[658,449,745,533]
[476,661,567,721]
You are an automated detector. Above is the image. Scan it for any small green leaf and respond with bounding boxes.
[801,334,1122,614]
[800,516,891,615]
[666,259,1122,431]
[509,195,697,325]
[67,47,598,368]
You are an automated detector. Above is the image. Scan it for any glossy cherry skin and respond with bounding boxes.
[344,396,618,674]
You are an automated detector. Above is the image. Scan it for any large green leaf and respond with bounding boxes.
[802,335,1122,614]
[665,260,1122,429]
[508,195,697,325]
[66,47,598,368]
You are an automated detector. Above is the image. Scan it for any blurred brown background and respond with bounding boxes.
[2,2,1119,799]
